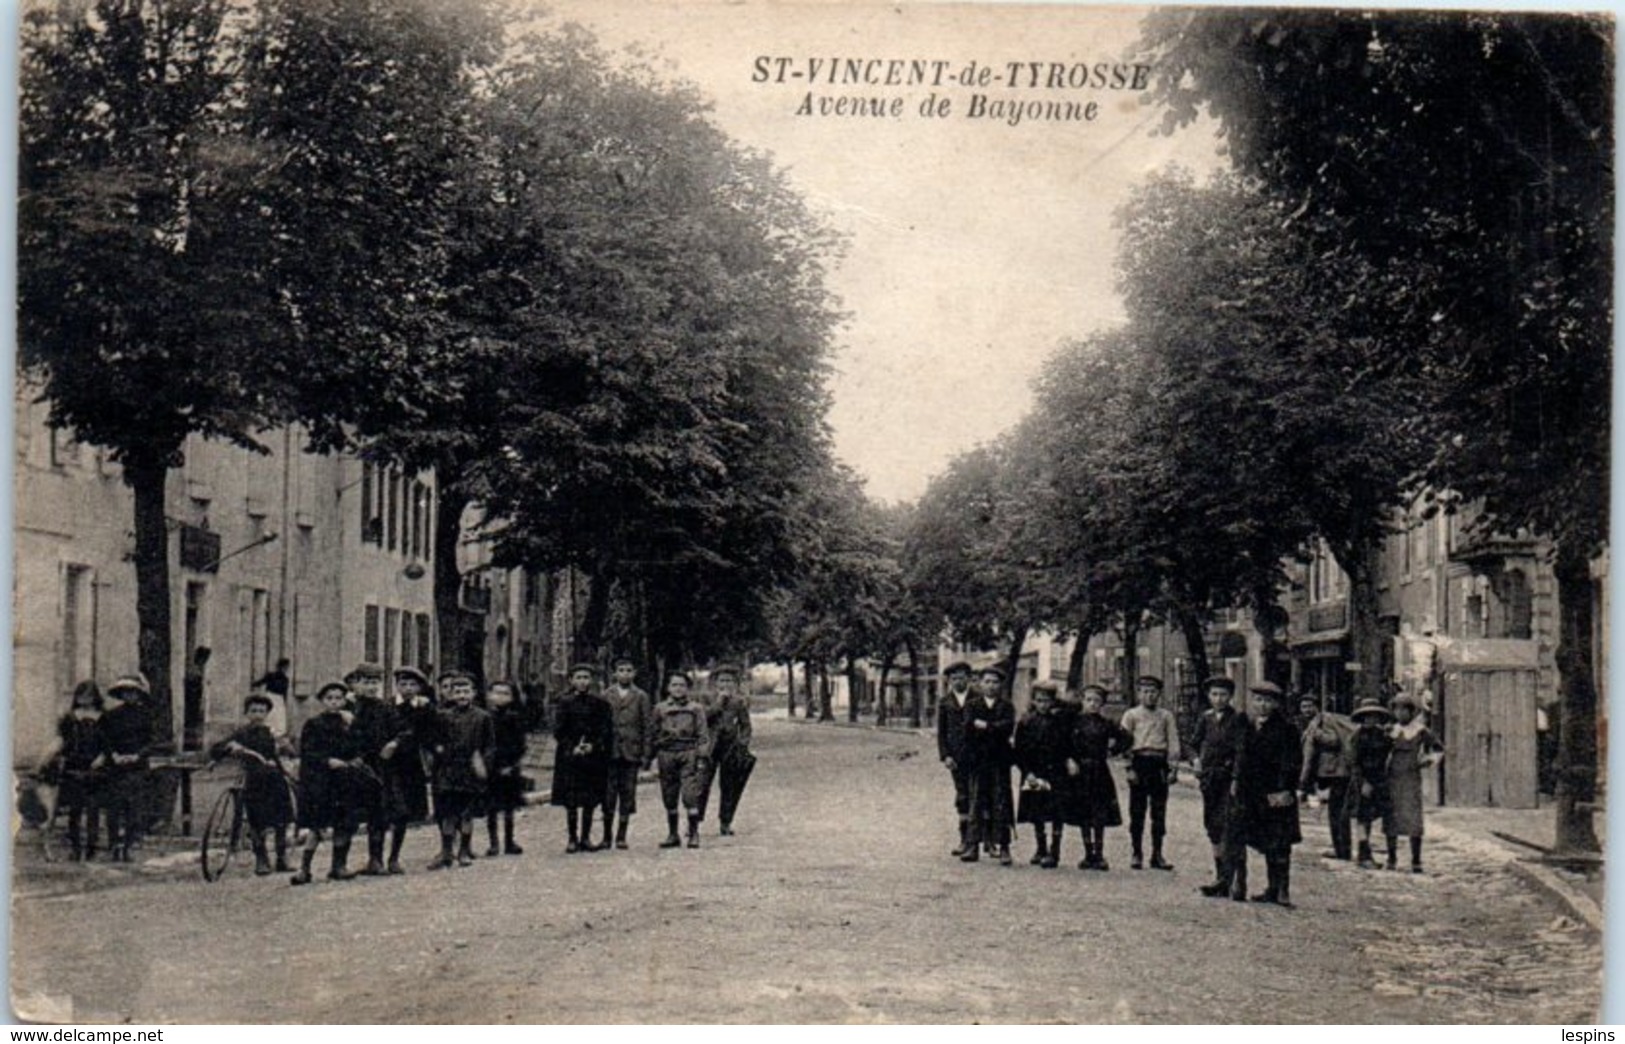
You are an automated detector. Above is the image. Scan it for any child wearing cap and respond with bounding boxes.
[551,665,613,853]
[937,661,975,858]
[651,670,710,848]
[366,665,433,874]
[600,656,653,850]
[291,682,364,885]
[484,680,528,856]
[348,663,404,876]
[428,671,495,868]
[1237,682,1303,907]
[1121,675,1181,871]
[93,675,156,863]
[704,666,755,836]
[961,665,1016,865]
[210,694,295,875]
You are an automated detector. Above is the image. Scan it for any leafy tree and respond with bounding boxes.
[19,0,497,735]
[1140,10,1611,851]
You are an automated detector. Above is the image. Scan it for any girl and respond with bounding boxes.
[1386,694,1443,872]
[53,681,103,861]
[1013,681,1069,868]
[485,680,528,856]
[1348,696,1395,870]
[1065,684,1131,870]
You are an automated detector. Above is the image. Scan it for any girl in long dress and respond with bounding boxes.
[1385,693,1443,873]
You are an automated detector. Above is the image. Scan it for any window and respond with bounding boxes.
[386,469,400,552]
[417,614,434,671]
[184,582,206,669]
[364,604,380,663]
[383,608,400,677]
[400,610,413,669]
[48,427,81,469]
[60,565,95,695]
[251,588,271,688]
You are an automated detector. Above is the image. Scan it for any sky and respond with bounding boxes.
[540,1,1228,503]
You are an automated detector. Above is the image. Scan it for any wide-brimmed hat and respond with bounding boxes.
[1350,696,1392,721]
[106,672,151,698]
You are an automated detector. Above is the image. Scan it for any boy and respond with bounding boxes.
[484,680,528,856]
[551,664,613,853]
[937,661,974,857]
[961,665,1015,865]
[428,671,495,868]
[704,665,755,836]
[1193,677,1250,899]
[210,693,294,875]
[93,674,156,863]
[651,670,710,848]
[1348,696,1396,869]
[1120,675,1180,870]
[353,662,427,875]
[600,656,652,850]
[292,681,364,885]
[1238,681,1303,907]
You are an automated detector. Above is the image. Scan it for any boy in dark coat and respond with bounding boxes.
[936,661,974,857]
[93,674,156,863]
[210,693,295,875]
[551,664,613,853]
[1238,682,1303,907]
[51,681,103,861]
[292,682,365,885]
[1193,676,1252,899]
[961,665,1016,866]
[484,680,528,856]
[428,671,495,868]
[704,665,756,836]
[1013,680,1069,868]
[600,656,652,850]
[1065,684,1131,870]
[350,662,417,876]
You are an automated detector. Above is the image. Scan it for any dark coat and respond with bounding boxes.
[209,723,293,829]
[550,692,612,808]
[431,703,496,797]
[936,688,971,764]
[1241,713,1303,850]
[1193,705,1250,843]
[1066,711,1128,828]
[487,704,529,812]
[1349,724,1395,823]
[353,697,429,824]
[1013,710,1070,823]
[54,713,102,807]
[962,693,1015,826]
[94,701,155,805]
[297,710,362,831]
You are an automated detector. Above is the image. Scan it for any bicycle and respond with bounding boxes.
[200,749,298,882]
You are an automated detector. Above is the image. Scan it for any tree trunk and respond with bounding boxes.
[905,637,923,728]
[433,482,470,674]
[1175,608,1211,694]
[804,660,818,720]
[1552,545,1601,854]
[1066,627,1090,692]
[818,661,834,722]
[126,455,174,747]
[1336,539,1384,705]
[877,653,893,726]
[1118,614,1141,701]
[1001,625,1028,699]
[784,659,797,718]
[575,567,611,665]
[846,654,860,723]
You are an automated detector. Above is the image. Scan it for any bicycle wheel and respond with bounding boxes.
[200,787,241,882]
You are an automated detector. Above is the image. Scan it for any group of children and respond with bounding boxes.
[43,673,159,862]
[544,659,756,854]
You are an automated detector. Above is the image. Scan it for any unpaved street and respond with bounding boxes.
[10,719,1601,1023]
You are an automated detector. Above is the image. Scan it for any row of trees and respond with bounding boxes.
[810,11,1606,854]
[20,1,843,734]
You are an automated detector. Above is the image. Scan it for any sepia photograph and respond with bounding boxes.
[8,0,1612,1024]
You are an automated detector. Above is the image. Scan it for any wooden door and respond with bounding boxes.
[1442,668,1538,808]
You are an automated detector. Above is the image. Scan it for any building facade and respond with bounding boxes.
[14,389,438,763]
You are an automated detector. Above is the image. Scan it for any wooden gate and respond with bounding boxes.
[1439,665,1538,808]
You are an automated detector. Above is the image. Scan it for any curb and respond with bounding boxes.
[1428,818,1604,933]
